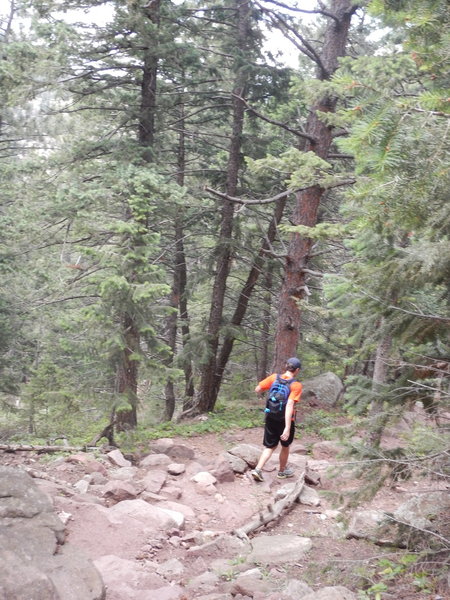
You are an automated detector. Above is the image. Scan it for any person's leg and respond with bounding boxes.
[279,444,290,471]
[279,422,295,473]
[251,419,280,480]
[256,445,276,470]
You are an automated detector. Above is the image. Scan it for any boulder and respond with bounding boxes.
[248,534,312,565]
[231,568,278,597]
[65,453,107,475]
[347,492,450,549]
[228,443,261,467]
[346,509,393,544]
[141,469,168,494]
[167,462,186,476]
[93,555,166,600]
[140,453,172,468]
[281,578,314,599]
[101,480,139,503]
[223,451,248,474]
[302,586,357,599]
[0,466,105,600]
[210,456,236,482]
[150,440,196,461]
[301,372,344,406]
[106,449,131,467]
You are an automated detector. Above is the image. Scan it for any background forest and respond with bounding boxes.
[0,0,448,457]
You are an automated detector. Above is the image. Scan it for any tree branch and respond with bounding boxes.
[256,1,329,75]
[204,186,296,205]
[261,0,341,24]
[234,471,306,539]
[233,94,316,142]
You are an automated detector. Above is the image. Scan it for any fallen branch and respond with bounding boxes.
[21,467,76,495]
[0,444,92,453]
[234,471,306,540]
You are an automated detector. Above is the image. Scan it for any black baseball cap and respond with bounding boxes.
[286,357,301,370]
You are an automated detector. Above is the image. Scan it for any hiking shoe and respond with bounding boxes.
[277,468,294,479]
[251,468,264,482]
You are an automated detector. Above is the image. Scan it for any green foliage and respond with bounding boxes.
[246,148,332,189]
[301,409,334,435]
[282,222,351,241]
[115,401,263,453]
[357,553,438,600]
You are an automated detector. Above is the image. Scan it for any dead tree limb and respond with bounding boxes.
[234,471,306,540]
[0,444,90,453]
[21,467,76,495]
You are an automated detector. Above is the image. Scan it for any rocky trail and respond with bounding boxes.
[1,405,449,600]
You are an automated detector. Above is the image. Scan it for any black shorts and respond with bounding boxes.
[263,416,295,448]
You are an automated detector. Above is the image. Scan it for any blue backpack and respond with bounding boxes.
[264,375,294,421]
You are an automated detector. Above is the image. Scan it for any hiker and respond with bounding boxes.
[251,357,302,482]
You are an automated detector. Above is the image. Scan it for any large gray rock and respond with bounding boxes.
[0,466,105,600]
[301,372,344,406]
[346,509,394,545]
[302,586,357,600]
[93,555,167,600]
[149,438,195,461]
[347,492,450,549]
[248,534,312,565]
[228,443,261,467]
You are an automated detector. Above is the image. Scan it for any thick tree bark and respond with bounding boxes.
[213,197,287,400]
[115,312,140,431]
[258,265,273,380]
[163,95,195,419]
[196,0,251,413]
[273,0,356,371]
[138,0,160,162]
[177,218,195,402]
[367,325,393,447]
[163,295,178,421]
[114,1,161,428]
[175,98,195,402]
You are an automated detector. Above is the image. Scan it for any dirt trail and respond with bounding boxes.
[1,418,447,599]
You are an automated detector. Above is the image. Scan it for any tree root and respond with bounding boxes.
[233,471,306,540]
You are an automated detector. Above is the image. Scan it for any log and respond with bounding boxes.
[0,444,92,453]
[21,467,76,495]
[87,421,116,447]
[234,471,306,540]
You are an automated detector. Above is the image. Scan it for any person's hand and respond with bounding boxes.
[280,428,289,441]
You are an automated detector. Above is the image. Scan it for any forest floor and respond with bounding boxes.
[1,402,449,600]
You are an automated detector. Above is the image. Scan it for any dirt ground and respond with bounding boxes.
[1,414,449,600]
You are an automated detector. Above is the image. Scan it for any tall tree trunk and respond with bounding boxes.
[273,0,356,371]
[114,0,160,429]
[138,0,160,162]
[258,264,273,380]
[175,96,194,402]
[115,312,140,431]
[367,324,392,447]
[196,0,251,413]
[163,93,195,420]
[214,197,287,399]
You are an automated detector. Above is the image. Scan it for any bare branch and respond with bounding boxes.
[233,94,316,142]
[31,295,101,308]
[384,514,450,548]
[255,1,328,75]
[204,186,296,205]
[302,268,323,277]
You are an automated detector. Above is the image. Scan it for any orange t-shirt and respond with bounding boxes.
[258,373,302,403]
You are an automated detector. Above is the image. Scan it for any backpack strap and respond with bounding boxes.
[276,375,294,386]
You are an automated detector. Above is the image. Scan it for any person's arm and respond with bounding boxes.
[280,398,295,440]
[255,374,275,395]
